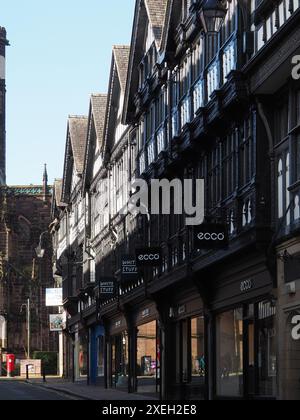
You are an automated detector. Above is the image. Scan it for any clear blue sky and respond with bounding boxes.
[2,0,135,185]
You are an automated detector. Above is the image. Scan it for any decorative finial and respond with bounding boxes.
[43,164,48,201]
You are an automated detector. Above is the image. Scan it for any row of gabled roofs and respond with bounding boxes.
[54,0,169,208]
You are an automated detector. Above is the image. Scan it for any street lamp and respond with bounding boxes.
[35,231,49,259]
[20,300,31,359]
[200,0,227,34]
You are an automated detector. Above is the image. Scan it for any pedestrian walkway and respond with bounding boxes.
[26,378,159,401]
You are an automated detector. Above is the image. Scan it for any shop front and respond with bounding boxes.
[75,328,89,381]
[134,305,160,397]
[208,257,277,400]
[90,324,105,386]
[277,238,300,400]
[106,316,129,391]
[165,286,206,401]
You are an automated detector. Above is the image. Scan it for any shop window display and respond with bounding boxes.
[111,333,129,389]
[191,317,206,379]
[216,308,244,397]
[215,301,277,399]
[137,321,160,394]
[78,333,88,378]
[257,301,277,397]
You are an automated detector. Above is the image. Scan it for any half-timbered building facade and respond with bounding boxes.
[51,0,300,400]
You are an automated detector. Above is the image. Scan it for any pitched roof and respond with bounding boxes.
[122,0,169,124]
[90,94,107,148]
[68,116,88,175]
[113,46,130,93]
[4,186,53,196]
[53,179,66,207]
[145,0,169,49]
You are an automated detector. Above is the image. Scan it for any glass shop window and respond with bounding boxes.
[137,321,157,378]
[111,333,129,388]
[136,320,160,395]
[257,301,277,397]
[191,317,206,381]
[216,308,244,397]
[295,133,300,182]
[79,334,88,378]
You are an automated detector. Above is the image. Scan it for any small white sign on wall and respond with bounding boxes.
[291,315,300,341]
[46,288,63,307]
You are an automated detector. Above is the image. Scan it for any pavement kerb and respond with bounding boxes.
[24,381,92,400]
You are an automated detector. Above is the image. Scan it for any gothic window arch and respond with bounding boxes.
[18,215,31,242]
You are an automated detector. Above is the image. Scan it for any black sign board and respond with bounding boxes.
[96,278,117,300]
[121,255,139,283]
[284,254,300,284]
[136,248,162,267]
[194,224,228,249]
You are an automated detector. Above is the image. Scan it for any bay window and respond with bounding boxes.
[193,79,204,115]
[192,38,204,82]
[239,115,255,188]
[147,138,155,165]
[220,0,237,44]
[157,127,166,155]
[207,61,219,98]
[181,96,190,128]
[223,40,236,83]
[222,130,237,199]
[182,0,192,22]
[180,58,191,98]
[255,0,300,53]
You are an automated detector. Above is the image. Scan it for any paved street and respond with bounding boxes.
[0,380,75,400]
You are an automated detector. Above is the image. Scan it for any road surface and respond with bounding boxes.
[0,380,75,400]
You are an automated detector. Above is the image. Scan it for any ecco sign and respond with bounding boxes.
[195,224,228,249]
[291,315,300,341]
[136,248,162,267]
[240,279,253,293]
[197,232,225,241]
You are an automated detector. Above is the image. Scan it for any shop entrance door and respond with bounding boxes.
[173,316,206,400]
[215,301,277,400]
[110,333,129,390]
[136,321,160,396]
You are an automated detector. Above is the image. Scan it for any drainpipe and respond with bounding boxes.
[256,100,275,228]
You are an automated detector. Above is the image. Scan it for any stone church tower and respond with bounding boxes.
[0,27,8,185]
[0,29,57,360]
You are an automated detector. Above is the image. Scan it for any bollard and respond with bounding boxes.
[26,364,29,380]
[43,367,46,383]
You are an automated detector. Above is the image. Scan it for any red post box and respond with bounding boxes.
[6,354,15,377]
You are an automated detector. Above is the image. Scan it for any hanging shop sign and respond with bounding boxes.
[97,278,117,300]
[291,315,300,341]
[49,313,66,332]
[194,223,228,249]
[46,288,63,307]
[121,255,139,282]
[136,248,162,267]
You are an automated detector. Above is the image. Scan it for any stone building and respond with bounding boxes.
[0,25,57,359]
[0,170,57,359]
